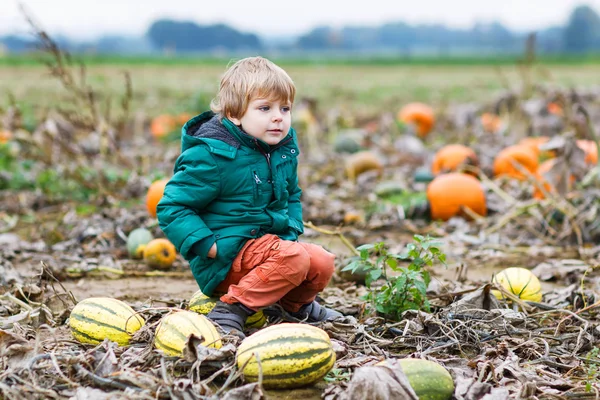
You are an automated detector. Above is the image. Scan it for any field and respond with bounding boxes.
[2,54,600,399]
[3,56,600,119]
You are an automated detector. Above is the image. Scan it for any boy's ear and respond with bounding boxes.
[229,116,241,125]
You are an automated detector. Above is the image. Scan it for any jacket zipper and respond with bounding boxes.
[254,137,292,168]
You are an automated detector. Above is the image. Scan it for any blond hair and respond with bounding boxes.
[211,56,296,119]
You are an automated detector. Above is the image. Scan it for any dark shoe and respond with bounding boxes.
[288,301,343,323]
[207,301,254,339]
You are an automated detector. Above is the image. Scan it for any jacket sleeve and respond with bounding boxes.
[285,161,304,239]
[156,147,220,259]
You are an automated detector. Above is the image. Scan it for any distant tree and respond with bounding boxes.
[295,26,340,49]
[0,35,36,52]
[146,19,261,52]
[563,5,600,53]
[537,26,564,53]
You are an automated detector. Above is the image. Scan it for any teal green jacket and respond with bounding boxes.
[156,111,303,295]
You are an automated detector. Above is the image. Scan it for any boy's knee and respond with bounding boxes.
[278,241,311,283]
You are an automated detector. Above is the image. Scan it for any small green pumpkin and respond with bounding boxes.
[378,358,454,400]
[126,228,154,259]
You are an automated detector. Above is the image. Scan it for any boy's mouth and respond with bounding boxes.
[267,129,282,133]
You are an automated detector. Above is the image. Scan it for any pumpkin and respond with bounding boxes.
[377,359,454,400]
[150,114,177,139]
[431,144,478,175]
[493,145,539,180]
[0,130,12,144]
[547,102,563,116]
[176,112,193,125]
[126,228,155,259]
[518,136,556,162]
[426,173,487,221]
[480,113,502,133]
[146,179,168,218]
[343,211,365,225]
[143,239,177,269]
[576,140,598,165]
[398,103,435,138]
[345,151,384,181]
[492,267,542,302]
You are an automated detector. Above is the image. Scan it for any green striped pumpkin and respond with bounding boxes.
[236,323,335,389]
[188,290,266,329]
[378,359,454,400]
[69,297,145,346]
[154,310,222,356]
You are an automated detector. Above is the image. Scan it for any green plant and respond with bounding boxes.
[324,368,352,383]
[584,347,600,392]
[342,234,446,320]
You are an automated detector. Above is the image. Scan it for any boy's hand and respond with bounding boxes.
[208,243,218,258]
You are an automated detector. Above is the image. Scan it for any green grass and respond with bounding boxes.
[2,53,600,67]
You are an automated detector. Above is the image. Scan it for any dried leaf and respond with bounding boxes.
[182,334,236,363]
[221,383,264,400]
[340,362,418,400]
[0,329,36,370]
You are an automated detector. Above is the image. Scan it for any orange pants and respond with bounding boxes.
[214,234,335,312]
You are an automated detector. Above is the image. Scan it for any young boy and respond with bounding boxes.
[156,57,342,337]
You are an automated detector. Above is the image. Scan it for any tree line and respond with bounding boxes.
[2,5,599,55]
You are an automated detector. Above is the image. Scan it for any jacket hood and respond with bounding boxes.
[181,111,240,153]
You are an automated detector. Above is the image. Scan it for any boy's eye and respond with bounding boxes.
[259,106,270,111]
[282,106,291,112]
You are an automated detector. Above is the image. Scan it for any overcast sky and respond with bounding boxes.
[2,0,600,39]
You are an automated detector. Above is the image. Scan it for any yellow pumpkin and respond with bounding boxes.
[345,151,384,181]
[143,239,177,269]
[492,267,542,302]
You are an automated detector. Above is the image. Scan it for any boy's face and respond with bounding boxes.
[229,97,292,146]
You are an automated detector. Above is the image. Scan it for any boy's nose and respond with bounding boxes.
[272,113,283,122]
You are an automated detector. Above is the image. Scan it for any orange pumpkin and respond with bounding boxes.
[576,140,598,165]
[146,179,168,218]
[518,136,550,157]
[431,144,478,175]
[547,102,563,116]
[427,173,487,221]
[143,239,177,269]
[397,103,435,138]
[493,145,539,180]
[176,112,193,125]
[480,113,502,133]
[0,130,13,144]
[150,114,177,138]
